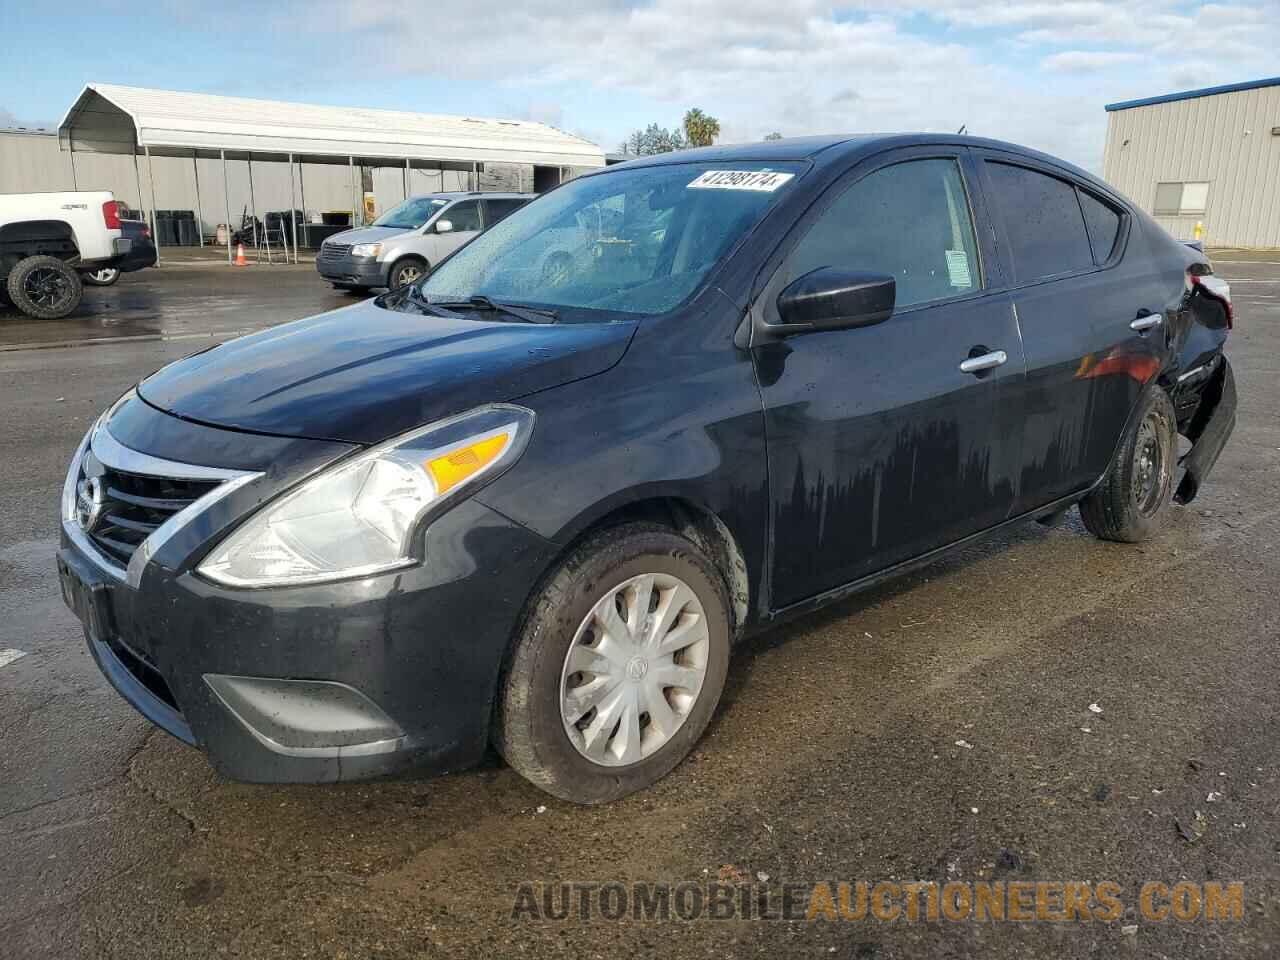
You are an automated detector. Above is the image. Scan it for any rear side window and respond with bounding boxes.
[485,198,527,225]
[985,162,1093,283]
[1078,190,1122,264]
[785,158,981,308]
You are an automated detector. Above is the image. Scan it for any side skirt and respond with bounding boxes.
[757,485,1098,631]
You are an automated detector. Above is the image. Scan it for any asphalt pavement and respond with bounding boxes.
[1,259,1277,958]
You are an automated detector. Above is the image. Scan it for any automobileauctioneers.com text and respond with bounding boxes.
[512,880,1244,924]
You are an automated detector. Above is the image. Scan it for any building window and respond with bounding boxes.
[1154,181,1208,216]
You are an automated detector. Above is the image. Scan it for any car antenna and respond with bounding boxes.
[957,124,967,135]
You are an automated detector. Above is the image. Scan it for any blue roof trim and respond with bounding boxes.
[1105,76,1280,112]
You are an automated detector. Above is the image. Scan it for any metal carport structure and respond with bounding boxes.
[57,83,606,264]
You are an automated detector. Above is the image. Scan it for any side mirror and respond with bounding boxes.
[770,268,895,338]
[435,219,454,234]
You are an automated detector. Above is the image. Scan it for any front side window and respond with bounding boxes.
[985,162,1093,283]
[417,161,803,318]
[784,158,981,308]
[440,200,481,232]
[373,196,448,230]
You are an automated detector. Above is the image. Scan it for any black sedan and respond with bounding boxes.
[57,134,1234,802]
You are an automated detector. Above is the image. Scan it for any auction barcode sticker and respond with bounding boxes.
[687,170,795,192]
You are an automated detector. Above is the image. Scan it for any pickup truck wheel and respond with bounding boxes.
[387,257,427,290]
[7,255,83,319]
[495,522,731,804]
[82,267,120,287]
[1079,386,1177,542]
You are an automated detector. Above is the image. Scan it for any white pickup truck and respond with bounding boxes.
[0,191,137,319]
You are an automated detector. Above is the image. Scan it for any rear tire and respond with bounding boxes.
[1079,386,1178,542]
[494,522,731,804]
[6,256,83,319]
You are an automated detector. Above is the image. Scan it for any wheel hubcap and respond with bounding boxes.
[24,268,71,309]
[1132,409,1171,517]
[559,572,709,767]
[397,265,422,286]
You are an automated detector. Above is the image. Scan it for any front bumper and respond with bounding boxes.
[316,249,388,288]
[60,484,558,784]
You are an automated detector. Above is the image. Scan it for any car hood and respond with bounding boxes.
[324,225,410,246]
[137,299,637,444]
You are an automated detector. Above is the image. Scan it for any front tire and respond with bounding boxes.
[6,255,83,319]
[495,522,731,804]
[82,267,120,287]
[1079,386,1178,542]
[387,257,427,290]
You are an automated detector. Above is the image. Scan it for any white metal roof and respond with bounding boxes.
[58,83,605,168]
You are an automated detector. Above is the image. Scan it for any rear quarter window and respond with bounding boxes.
[985,161,1094,283]
[1078,190,1123,264]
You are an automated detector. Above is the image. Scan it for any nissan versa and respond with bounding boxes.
[58,135,1236,803]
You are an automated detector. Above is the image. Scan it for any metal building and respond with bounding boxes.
[1,83,605,261]
[1102,76,1280,249]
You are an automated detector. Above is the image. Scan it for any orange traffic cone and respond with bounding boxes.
[234,243,248,266]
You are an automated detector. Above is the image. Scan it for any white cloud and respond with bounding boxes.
[1042,50,1146,72]
[263,0,1277,171]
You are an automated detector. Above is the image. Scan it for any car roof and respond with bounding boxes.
[596,134,1100,188]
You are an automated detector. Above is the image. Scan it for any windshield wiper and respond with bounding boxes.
[428,295,558,324]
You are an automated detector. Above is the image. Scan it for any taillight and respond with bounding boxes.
[1190,272,1233,329]
[102,200,122,230]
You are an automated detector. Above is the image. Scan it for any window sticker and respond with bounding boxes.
[687,170,795,192]
[945,249,972,288]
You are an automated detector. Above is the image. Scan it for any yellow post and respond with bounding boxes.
[1193,221,1204,241]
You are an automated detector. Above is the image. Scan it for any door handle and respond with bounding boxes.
[1130,313,1162,332]
[959,350,1008,374]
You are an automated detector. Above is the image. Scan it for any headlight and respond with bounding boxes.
[198,404,534,588]
[351,242,382,258]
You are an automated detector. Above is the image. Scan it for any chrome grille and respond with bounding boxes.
[76,449,221,566]
[318,242,352,262]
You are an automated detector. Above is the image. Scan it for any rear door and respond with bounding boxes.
[975,153,1171,514]
[754,147,1027,607]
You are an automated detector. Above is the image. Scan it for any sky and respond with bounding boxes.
[1,0,1277,172]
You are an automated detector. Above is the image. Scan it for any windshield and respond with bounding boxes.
[416,162,803,319]
[373,196,449,230]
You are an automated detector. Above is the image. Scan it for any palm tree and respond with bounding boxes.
[683,108,721,148]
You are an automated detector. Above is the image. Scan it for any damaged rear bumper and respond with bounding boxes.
[1175,356,1236,504]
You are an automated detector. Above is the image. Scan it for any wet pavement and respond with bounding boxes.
[1,259,1278,958]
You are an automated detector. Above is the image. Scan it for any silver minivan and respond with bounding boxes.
[316,192,533,291]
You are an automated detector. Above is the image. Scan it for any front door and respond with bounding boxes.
[754,150,1026,608]
[430,198,483,260]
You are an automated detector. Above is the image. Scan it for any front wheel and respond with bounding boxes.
[1079,386,1178,542]
[6,255,83,319]
[82,267,120,287]
[387,257,427,290]
[494,522,731,803]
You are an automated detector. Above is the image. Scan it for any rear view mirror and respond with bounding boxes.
[435,219,454,234]
[771,268,895,338]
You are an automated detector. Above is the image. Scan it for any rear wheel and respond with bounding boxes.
[1079,386,1177,542]
[6,256,83,320]
[495,522,731,803]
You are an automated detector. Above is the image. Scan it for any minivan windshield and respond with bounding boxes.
[413,162,803,319]
[373,196,448,230]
